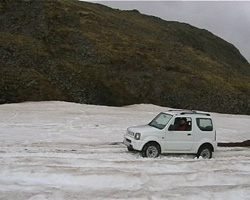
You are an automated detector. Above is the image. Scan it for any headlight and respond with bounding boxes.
[134,133,141,140]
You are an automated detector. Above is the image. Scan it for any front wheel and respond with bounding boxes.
[141,143,160,158]
[197,145,212,159]
[127,146,134,152]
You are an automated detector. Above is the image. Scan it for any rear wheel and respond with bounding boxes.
[141,143,160,158]
[197,145,212,159]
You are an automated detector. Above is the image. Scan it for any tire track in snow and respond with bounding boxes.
[0,108,18,123]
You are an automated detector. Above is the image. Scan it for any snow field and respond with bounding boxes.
[0,101,250,200]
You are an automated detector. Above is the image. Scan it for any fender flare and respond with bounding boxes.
[142,136,162,153]
[195,139,215,153]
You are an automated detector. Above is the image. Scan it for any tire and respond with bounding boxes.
[197,145,212,159]
[141,142,160,158]
[127,146,134,152]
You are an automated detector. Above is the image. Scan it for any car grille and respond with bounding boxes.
[126,138,131,143]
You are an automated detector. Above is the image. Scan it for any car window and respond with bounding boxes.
[169,117,192,131]
[196,118,213,131]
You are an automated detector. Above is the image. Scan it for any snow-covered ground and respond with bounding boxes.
[0,101,250,200]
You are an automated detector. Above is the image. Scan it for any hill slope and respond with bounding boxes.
[1,1,250,114]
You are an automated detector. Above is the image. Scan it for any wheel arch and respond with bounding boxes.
[198,142,214,153]
[142,141,162,154]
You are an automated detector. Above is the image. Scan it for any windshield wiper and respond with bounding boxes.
[149,123,160,129]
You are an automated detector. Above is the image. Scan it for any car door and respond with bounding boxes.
[164,117,194,151]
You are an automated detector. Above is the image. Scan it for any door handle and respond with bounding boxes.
[187,134,192,136]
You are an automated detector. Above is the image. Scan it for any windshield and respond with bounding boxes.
[149,113,173,130]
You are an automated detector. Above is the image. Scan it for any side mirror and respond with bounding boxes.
[168,124,175,131]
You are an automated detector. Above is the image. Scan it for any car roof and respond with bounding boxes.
[163,110,211,117]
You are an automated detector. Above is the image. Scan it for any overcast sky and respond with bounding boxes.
[92,1,250,63]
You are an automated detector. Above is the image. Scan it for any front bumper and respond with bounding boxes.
[123,135,144,151]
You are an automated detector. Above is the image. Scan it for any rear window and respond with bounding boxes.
[196,118,213,131]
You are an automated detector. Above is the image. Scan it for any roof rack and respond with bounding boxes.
[168,109,210,116]
[168,109,182,112]
[167,109,210,116]
[180,110,197,115]
[180,111,210,116]
[168,109,193,112]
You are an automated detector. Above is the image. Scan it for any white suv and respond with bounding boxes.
[124,110,217,159]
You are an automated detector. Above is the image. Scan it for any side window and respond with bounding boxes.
[169,117,192,131]
[196,118,213,131]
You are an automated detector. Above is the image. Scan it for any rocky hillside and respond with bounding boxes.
[1,0,250,114]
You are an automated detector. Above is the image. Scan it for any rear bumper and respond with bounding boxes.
[212,141,218,151]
